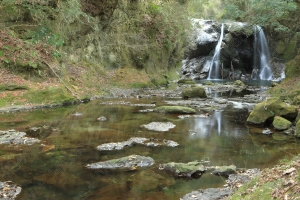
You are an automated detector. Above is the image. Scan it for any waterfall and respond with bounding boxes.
[253,26,273,80]
[207,23,224,80]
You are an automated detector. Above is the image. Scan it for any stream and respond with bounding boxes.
[1,85,300,200]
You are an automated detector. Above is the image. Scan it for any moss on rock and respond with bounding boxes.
[181,86,207,99]
[154,106,196,114]
[295,120,300,137]
[177,79,196,84]
[272,116,292,130]
[233,80,245,87]
[246,98,297,125]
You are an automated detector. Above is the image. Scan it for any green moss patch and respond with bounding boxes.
[272,116,292,130]
[23,86,76,105]
[0,84,28,91]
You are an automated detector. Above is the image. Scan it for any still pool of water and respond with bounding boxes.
[0,97,300,200]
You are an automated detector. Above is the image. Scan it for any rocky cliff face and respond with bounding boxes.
[181,19,284,81]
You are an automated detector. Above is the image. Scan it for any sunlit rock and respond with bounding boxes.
[141,122,176,132]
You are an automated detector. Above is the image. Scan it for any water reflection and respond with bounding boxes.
[0,98,300,199]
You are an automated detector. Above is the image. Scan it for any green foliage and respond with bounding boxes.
[222,0,297,33]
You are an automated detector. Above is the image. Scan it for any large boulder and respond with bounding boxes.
[246,98,297,125]
[86,155,154,170]
[154,106,196,114]
[182,86,207,99]
[160,161,206,178]
[272,116,292,130]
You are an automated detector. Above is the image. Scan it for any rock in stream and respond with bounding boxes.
[0,181,22,199]
[96,137,179,151]
[0,130,40,145]
[86,155,154,170]
[141,122,176,132]
[160,161,206,178]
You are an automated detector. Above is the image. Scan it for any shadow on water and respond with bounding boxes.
[0,96,299,199]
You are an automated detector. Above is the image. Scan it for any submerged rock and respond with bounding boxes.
[211,165,237,178]
[272,116,292,130]
[141,122,176,132]
[34,172,85,190]
[181,188,232,200]
[160,161,206,178]
[96,137,179,151]
[154,106,196,114]
[0,181,22,199]
[177,79,196,84]
[86,155,154,169]
[262,128,272,135]
[246,98,297,125]
[0,130,40,145]
[182,86,207,99]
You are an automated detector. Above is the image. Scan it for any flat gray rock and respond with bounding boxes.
[96,137,179,151]
[0,130,40,145]
[86,155,154,169]
[160,161,206,178]
[141,122,176,132]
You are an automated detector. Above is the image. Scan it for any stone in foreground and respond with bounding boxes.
[154,106,196,114]
[141,122,176,132]
[0,181,22,199]
[0,130,40,145]
[96,137,179,151]
[180,188,232,200]
[160,161,206,178]
[86,155,154,169]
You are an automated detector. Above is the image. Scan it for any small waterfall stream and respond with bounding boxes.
[207,23,224,80]
[253,26,273,80]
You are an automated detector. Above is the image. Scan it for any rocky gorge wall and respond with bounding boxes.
[181,19,286,81]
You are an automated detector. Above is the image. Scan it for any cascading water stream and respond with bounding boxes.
[253,26,273,80]
[207,23,224,80]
